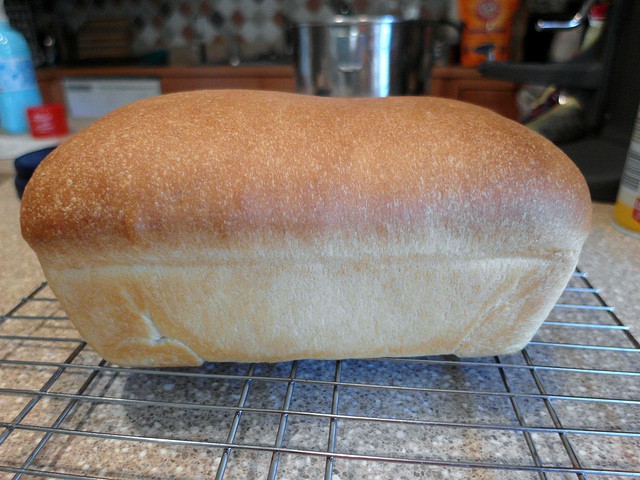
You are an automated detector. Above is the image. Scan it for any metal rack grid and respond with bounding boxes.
[0,269,638,479]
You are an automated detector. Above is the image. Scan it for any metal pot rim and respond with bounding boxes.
[295,15,411,28]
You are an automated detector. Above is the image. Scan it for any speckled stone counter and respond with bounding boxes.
[0,177,639,479]
[0,179,45,314]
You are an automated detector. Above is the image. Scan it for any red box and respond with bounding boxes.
[27,104,69,138]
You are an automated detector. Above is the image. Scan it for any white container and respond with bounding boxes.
[62,77,161,130]
[613,105,640,238]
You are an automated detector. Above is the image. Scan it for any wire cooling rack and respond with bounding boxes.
[0,269,638,479]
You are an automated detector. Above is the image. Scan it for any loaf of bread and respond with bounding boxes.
[20,90,591,367]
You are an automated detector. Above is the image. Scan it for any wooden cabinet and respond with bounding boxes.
[37,65,296,104]
[430,66,519,120]
[159,65,296,94]
[38,65,516,119]
[161,76,261,93]
[37,73,66,105]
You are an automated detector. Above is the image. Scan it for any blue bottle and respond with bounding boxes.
[0,0,42,134]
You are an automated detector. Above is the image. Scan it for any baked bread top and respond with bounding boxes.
[20,89,591,261]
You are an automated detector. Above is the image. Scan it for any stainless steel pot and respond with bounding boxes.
[294,15,436,97]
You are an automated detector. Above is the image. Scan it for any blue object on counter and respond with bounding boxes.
[0,0,43,134]
[14,146,56,198]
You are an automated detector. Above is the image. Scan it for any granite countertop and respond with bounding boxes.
[0,177,638,478]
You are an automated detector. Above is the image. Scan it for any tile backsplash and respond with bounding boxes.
[17,0,576,66]
[48,0,452,63]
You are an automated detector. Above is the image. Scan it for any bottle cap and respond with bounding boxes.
[590,3,608,22]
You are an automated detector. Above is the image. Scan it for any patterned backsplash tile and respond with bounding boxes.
[18,0,575,65]
[49,0,452,62]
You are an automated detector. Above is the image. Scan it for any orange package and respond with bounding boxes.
[458,0,520,66]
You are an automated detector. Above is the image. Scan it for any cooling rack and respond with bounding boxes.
[0,269,638,479]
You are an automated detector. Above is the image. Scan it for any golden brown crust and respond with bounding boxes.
[21,90,591,254]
